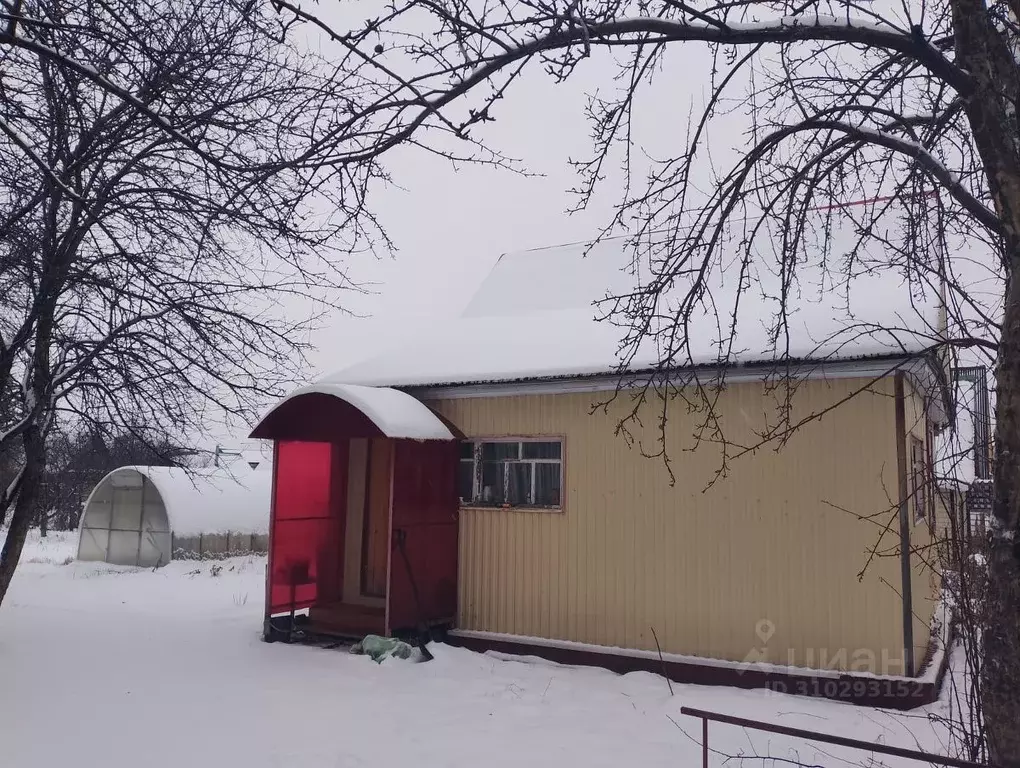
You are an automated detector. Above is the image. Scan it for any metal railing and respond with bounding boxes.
[681,707,990,768]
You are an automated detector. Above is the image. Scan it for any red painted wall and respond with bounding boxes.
[267,440,348,614]
[388,440,459,632]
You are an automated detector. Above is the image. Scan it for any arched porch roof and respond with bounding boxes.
[250,382,456,442]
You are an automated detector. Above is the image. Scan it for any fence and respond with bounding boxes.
[681,707,990,768]
[171,532,269,560]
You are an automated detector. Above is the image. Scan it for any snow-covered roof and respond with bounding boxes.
[90,466,271,536]
[936,381,977,487]
[254,382,454,440]
[325,237,943,388]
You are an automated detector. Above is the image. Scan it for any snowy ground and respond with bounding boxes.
[0,530,964,767]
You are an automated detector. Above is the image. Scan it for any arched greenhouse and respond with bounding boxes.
[77,466,271,567]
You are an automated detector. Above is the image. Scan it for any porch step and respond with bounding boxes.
[308,602,386,638]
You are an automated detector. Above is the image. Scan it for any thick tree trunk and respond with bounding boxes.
[983,261,1020,768]
[0,427,45,608]
[949,3,1020,761]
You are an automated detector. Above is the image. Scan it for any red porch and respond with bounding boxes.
[250,384,459,640]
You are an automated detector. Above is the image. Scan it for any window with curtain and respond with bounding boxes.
[458,439,562,509]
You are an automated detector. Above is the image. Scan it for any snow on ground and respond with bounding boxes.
[1,531,963,768]
[15,527,77,565]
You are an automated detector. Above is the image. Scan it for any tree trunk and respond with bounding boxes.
[949,3,1020,760]
[0,426,45,607]
[983,258,1020,767]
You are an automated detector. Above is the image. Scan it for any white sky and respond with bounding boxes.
[206,27,722,448]
[210,5,998,451]
[304,29,722,377]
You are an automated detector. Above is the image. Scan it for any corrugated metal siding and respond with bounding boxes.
[428,377,913,674]
[901,378,941,670]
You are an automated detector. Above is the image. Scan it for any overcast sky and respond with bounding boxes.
[218,4,998,454]
[303,22,721,378]
[211,14,727,451]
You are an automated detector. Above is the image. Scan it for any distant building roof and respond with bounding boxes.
[326,237,944,389]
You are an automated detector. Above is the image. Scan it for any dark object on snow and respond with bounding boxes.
[393,529,435,662]
[263,559,315,644]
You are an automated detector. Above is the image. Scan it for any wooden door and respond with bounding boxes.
[361,438,391,597]
[387,440,459,633]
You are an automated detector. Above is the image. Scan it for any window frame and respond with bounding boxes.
[458,436,565,511]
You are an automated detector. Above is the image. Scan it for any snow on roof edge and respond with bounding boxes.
[253,382,455,440]
[395,349,939,391]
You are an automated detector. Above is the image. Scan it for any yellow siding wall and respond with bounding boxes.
[901,379,941,669]
[429,376,918,675]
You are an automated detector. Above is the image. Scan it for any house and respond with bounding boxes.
[934,367,993,541]
[251,239,950,707]
[77,466,271,567]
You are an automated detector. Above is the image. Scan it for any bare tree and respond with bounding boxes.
[33,422,192,534]
[3,0,1016,758]
[273,0,1019,762]
[0,0,382,604]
